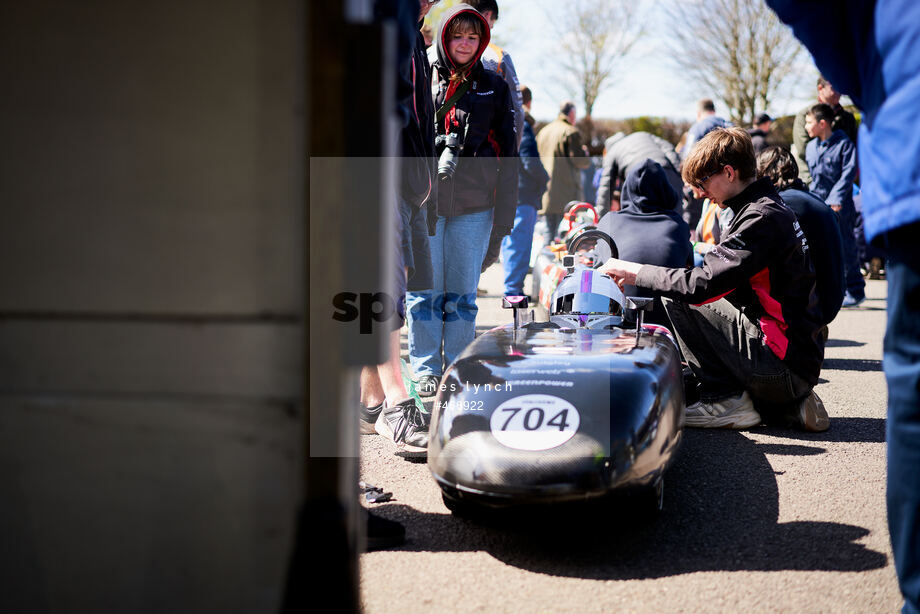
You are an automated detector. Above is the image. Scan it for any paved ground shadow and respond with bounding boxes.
[825,338,866,348]
[372,428,886,579]
[822,358,883,372]
[760,417,885,443]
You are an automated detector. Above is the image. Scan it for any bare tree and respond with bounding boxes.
[542,0,643,119]
[424,0,460,31]
[664,0,804,125]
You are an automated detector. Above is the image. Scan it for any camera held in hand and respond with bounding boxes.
[436,132,460,181]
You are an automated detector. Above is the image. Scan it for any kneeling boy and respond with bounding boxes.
[598,127,828,431]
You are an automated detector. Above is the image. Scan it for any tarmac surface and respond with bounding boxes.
[359,265,900,613]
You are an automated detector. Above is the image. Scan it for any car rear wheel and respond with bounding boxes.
[441,490,480,518]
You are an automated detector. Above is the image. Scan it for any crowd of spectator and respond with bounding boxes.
[362,0,874,468]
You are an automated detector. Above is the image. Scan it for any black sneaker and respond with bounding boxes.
[790,390,830,432]
[375,398,429,456]
[365,509,405,551]
[359,402,383,435]
[417,375,441,397]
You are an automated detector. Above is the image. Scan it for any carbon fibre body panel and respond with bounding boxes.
[428,323,685,506]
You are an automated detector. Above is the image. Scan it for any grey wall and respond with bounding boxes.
[0,2,304,612]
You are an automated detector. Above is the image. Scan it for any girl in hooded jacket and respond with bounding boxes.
[406,5,518,395]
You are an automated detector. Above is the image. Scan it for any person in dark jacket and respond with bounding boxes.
[595,131,683,216]
[536,101,592,237]
[767,2,920,609]
[360,0,439,459]
[500,85,548,296]
[756,146,845,328]
[792,76,858,185]
[682,98,732,160]
[599,128,828,432]
[358,0,440,546]
[747,113,772,155]
[681,99,732,235]
[405,4,517,396]
[805,102,865,307]
[597,159,691,325]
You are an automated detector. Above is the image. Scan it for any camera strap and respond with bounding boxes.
[436,79,472,124]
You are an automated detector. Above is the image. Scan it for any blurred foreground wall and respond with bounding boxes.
[0,2,304,611]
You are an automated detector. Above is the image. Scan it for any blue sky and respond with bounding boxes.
[431,0,823,123]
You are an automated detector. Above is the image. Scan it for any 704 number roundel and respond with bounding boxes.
[489,394,581,451]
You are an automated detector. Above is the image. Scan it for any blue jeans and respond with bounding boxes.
[500,204,538,295]
[406,209,492,377]
[543,213,562,245]
[836,202,866,299]
[882,224,920,614]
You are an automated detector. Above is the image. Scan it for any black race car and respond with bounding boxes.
[428,231,685,515]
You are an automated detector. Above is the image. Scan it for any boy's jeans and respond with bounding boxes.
[662,297,813,420]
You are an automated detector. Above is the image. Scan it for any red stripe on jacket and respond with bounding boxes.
[750,267,789,359]
[487,129,501,157]
[694,289,734,306]
[443,80,460,133]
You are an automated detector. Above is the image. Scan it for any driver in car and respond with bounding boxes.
[598,127,829,432]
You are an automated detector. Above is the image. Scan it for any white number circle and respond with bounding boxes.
[489,394,580,451]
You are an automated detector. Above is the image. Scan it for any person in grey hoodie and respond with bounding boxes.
[595,131,683,216]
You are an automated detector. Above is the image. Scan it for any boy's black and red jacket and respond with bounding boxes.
[431,5,518,230]
[635,178,825,384]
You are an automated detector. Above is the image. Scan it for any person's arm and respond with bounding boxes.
[596,257,642,290]
[792,109,811,183]
[680,126,699,162]
[595,150,616,216]
[826,138,858,210]
[765,1,868,105]
[374,0,420,129]
[481,83,518,271]
[600,206,775,303]
[520,125,549,189]
[499,52,524,152]
[567,130,592,170]
[835,109,859,145]
[651,134,681,171]
[492,81,519,231]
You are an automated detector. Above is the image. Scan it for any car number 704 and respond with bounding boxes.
[500,406,571,431]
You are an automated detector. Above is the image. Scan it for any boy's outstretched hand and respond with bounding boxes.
[596,257,642,291]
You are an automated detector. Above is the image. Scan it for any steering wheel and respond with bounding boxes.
[562,201,599,232]
[566,228,618,268]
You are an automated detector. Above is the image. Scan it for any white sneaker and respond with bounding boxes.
[685,391,761,429]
